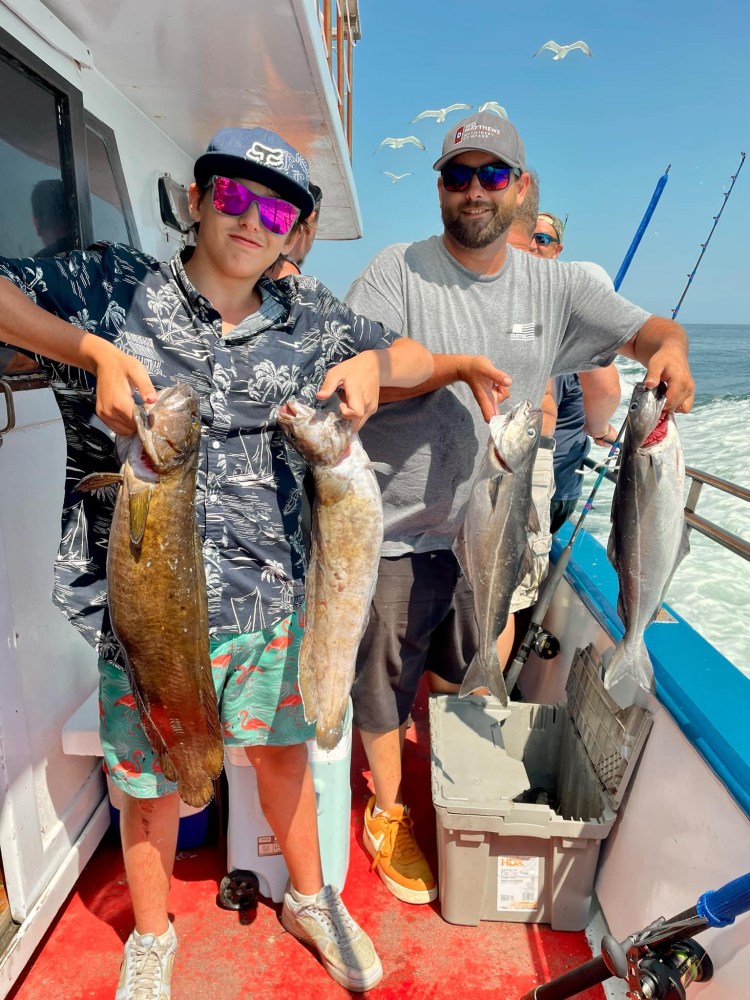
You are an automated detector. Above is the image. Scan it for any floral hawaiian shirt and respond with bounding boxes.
[0,244,395,663]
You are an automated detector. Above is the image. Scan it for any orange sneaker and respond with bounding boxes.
[363,795,437,904]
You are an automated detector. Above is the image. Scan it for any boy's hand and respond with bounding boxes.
[89,341,157,435]
[317,352,381,432]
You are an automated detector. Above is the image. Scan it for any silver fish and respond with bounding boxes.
[277,398,383,750]
[78,383,223,807]
[454,400,542,703]
[605,382,689,707]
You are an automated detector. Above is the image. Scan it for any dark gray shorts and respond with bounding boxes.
[352,551,478,732]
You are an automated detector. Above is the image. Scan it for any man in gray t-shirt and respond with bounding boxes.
[344,110,695,908]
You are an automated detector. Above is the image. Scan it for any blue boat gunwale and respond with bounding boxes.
[553,522,750,820]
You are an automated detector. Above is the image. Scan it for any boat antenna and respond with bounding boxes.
[671,151,746,319]
[613,164,670,292]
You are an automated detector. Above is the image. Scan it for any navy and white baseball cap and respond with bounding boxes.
[194,127,315,218]
[433,111,526,172]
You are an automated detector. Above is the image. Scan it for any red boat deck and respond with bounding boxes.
[9,687,605,1000]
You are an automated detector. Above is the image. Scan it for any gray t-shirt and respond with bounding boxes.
[345,236,649,555]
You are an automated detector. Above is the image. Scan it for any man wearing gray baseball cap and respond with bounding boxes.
[342,109,694,908]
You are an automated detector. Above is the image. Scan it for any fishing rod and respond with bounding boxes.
[519,870,750,999]
[671,151,746,319]
[613,164,670,292]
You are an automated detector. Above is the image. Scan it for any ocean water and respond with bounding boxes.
[575,324,750,678]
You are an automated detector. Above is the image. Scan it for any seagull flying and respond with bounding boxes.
[478,101,509,119]
[382,171,413,183]
[409,103,473,124]
[533,39,593,60]
[374,136,427,153]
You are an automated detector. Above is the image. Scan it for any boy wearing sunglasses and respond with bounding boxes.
[0,125,433,996]
[344,110,694,909]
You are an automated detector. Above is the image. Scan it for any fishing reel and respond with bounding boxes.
[530,627,560,660]
[602,935,713,999]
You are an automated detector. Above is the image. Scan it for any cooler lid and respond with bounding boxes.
[429,696,531,815]
[565,644,653,811]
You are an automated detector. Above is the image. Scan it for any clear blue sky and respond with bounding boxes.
[310,0,749,325]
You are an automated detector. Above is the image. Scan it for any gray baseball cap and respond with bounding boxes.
[433,111,526,172]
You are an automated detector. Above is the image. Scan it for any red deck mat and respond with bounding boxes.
[9,685,606,1000]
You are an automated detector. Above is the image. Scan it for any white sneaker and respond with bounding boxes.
[281,884,383,992]
[115,923,177,1000]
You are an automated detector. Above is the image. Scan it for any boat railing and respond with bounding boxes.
[583,457,750,563]
[317,0,361,154]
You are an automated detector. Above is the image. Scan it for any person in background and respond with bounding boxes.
[344,110,693,909]
[531,208,622,532]
[31,178,72,258]
[266,181,322,278]
[531,210,564,259]
[0,125,433,997]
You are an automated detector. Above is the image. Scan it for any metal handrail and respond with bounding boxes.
[582,457,750,564]
[317,0,360,154]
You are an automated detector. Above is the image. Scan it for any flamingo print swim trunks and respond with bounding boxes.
[100,607,316,798]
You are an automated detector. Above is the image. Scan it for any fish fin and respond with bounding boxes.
[177,774,215,809]
[459,651,509,704]
[453,525,471,583]
[515,545,535,587]
[128,487,153,545]
[158,749,179,784]
[527,501,541,535]
[367,461,394,476]
[487,473,503,510]
[603,639,654,709]
[200,681,224,778]
[76,472,123,492]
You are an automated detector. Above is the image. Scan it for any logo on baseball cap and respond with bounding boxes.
[433,111,526,172]
[194,127,315,218]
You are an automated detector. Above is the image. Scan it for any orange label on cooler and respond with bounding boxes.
[497,855,540,911]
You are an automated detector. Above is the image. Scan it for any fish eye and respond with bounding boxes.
[629,401,639,411]
[527,428,537,438]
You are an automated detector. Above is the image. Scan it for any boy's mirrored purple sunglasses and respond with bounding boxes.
[210,176,299,236]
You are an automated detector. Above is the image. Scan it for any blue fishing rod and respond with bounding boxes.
[671,151,746,318]
[614,164,671,292]
[520,871,750,999]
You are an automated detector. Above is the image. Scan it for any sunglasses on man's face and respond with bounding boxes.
[440,162,520,193]
[532,232,560,247]
[210,176,300,236]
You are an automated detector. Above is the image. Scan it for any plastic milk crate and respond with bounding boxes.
[224,699,353,903]
[429,645,652,931]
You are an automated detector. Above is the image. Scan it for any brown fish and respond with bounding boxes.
[79,383,223,806]
[278,398,383,750]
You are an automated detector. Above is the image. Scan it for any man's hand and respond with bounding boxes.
[456,355,513,422]
[89,341,157,435]
[643,346,695,413]
[316,352,381,432]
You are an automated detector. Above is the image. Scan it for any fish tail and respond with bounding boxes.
[459,651,508,704]
[315,717,344,752]
[158,749,179,784]
[177,772,216,809]
[604,639,655,708]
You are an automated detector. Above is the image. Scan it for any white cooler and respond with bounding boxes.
[224,700,352,902]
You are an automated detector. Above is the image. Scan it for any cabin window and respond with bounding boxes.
[0,55,76,261]
[85,114,139,248]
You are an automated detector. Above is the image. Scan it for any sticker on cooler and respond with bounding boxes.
[497,855,540,911]
[258,835,282,858]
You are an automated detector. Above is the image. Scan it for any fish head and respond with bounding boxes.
[489,400,542,472]
[134,382,201,473]
[277,397,352,466]
[626,382,669,449]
